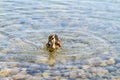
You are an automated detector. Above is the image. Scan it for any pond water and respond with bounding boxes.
[0,0,120,80]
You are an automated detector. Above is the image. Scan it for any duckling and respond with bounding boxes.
[46,34,61,52]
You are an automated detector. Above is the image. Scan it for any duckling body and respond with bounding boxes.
[46,34,61,52]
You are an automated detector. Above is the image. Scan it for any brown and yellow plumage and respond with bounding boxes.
[46,34,61,52]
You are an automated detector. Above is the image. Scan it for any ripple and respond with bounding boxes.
[0,0,120,79]
[53,30,112,57]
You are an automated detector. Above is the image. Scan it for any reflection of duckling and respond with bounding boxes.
[46,34,61,52]
[48,53,56,67]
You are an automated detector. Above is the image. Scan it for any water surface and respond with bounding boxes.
[0,0,120,80]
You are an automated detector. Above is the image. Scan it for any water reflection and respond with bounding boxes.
[48,52,56,67]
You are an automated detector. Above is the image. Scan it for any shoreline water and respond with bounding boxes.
[0,0,120,79]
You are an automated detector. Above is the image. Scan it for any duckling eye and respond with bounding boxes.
[51,38,54,40]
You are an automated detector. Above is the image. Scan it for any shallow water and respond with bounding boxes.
[0,0,120,80]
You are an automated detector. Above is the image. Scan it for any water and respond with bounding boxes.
[0,0,120,79]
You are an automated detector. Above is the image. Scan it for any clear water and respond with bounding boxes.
[0,0,120,79]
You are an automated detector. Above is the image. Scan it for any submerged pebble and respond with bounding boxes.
[69,71,77,78]
[115,58,120,64]
[11,74,28,80]
[0,69,11,77]
[82,65,91,69]
[106,58,115,65]
[42,71,50,78]
[100,60,108,67]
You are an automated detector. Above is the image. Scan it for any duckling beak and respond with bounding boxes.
[48,41,56,49]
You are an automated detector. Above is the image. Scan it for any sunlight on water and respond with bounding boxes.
[0,0,120,79]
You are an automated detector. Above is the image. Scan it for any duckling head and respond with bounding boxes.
[48,34,56,49]
[46,34,61,52]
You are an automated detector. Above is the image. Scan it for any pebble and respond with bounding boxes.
[11,74,27,80]
[111,76,120,80]
[42,71,50,78]
[9,68,19,75]
[106,58,115,65]
[26,76,43,80]
[100,60,107,66]
[0,69,11,77]
[87,58,102,66]
[0,48,9,53]
[77,70,85,78]
[115,63,120,68]
[88,68,97,73]
[82,65,91,69]
[69,71,77,78]
[85,73,93,79]
[115,57,120,64]
[50,71,61,76]
[59,77,67,80]
[105,66,116,73]
[78,69,85,75]
[96,68,109,77]
[19,70,27,75]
